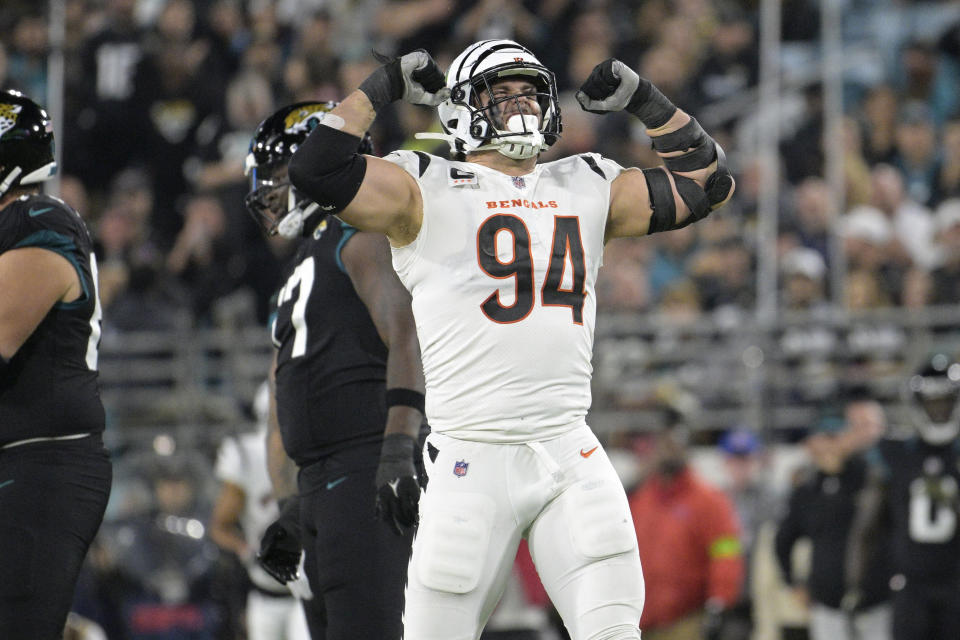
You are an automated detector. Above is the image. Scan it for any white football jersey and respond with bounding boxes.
[387,151,624,442]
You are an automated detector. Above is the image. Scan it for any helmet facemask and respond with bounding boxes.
[244,163,319,239]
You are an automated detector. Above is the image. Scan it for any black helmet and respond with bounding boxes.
[907,352,960,446]
[0,90,56,199]
[244,101,373,238]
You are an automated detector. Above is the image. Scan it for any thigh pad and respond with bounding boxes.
[564,477,637,559]
[415,492,496,594]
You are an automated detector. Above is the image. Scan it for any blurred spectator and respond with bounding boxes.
[648,225,698,303]
[858,84,898,167]
[655,278,704,328]
[893,39,959,127]
[929,198,960,304]
[374,0,465,55]
[93,169,182,332]
[688,235,755,313]
[6,12,48,103]
[781,85,824,184]
[900,266,933,309]
[70,0,146,191]
[780,247,828,312]
[688,6,758,124]
[78,452,223,640]
[842,204,894,272]
[165,193,250,324]
[934,115,960,205]
[870,164,937,269]
[845,268,891,311]
[630,410,744,639]
[718,427,784,640]
[775,414,893,640]
[595,238,651,312]
[892,101,941,207]
[132,0,220,247]
[454,0,545,47]
[842,116,874,209]
[185,70,274,196]
[783,178,833,261]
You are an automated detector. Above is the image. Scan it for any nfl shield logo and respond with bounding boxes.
[511,176,526,189]
[453,460,469,477]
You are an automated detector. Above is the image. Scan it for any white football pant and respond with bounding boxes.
[403,425,644,640]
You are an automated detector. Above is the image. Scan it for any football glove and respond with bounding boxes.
[360,50,449,113]
[375,433,422,535]
[257,495,302,584]
[576,58,676,128]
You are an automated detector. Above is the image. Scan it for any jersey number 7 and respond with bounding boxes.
[477,214,585,325]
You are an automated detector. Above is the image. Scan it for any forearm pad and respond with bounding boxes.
[288,124,368,214]
[359,57,404,113]
[627,78,677,129]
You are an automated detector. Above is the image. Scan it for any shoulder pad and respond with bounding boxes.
[0,195,86,255]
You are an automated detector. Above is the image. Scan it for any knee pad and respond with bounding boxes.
[564,478,637,558]
[415,492,495,594]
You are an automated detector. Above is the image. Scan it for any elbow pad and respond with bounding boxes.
[645,122,734,234]
[288,124,369,214]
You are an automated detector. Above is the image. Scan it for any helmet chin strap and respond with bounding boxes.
[276,201,321,239]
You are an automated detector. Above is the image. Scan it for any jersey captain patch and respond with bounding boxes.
[449,167,478,188]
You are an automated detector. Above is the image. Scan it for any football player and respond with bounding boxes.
[0,90,112,638]
[245,102,427,640]
[873,354,960,640]
[210,381,310,640]
[286,41,734,640]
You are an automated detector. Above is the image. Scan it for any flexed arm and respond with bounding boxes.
[576,59,735,240]
[288,51,448,245]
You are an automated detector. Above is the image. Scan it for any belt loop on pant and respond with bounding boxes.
[526,441,565,485]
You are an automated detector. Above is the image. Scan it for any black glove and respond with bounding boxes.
[575,58,676,128]
[257,495,302,584]
[359,50,449,113]
[375,433,422,535]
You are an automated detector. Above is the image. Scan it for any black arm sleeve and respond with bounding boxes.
[288,124,369,214]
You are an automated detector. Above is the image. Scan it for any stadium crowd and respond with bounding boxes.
[4,0,960,639]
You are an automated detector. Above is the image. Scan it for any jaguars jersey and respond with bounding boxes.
[0,194,104,444]
[879,437,960,585]
[271,219,388,465]
[386,151,624,443]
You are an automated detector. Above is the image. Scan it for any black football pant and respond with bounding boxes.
[297,441,416,640]
[892,579,960,640]
[0,435,111,639]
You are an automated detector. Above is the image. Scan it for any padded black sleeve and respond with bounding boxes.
[642,168,677,234]
[288,124,368,214]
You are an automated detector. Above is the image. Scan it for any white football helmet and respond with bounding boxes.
[418,40,561,160]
